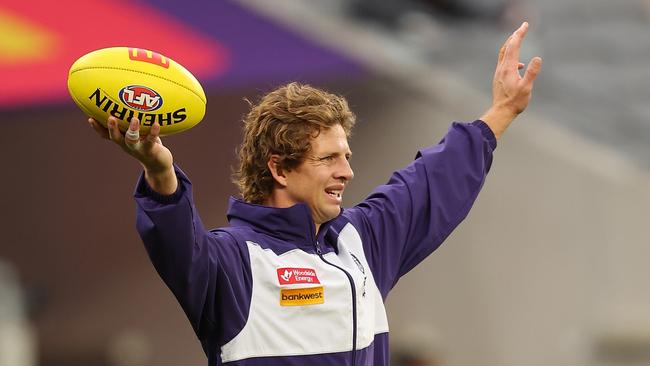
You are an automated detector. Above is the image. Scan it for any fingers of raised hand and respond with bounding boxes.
[145,121,161,145]
[512,22,529,46]
[88,118,110,139]
[124,117,141,150]
[107,117,124,144]
[503,22,529,68]
[497,37,509,65]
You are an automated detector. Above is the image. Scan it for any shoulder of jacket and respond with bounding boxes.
[209,226,256,242]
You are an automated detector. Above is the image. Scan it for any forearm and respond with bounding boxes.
[135,166,202,290]
[348,121,495,294]
[135,170,209,331]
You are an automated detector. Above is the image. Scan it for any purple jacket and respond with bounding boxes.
[135,121,496,365]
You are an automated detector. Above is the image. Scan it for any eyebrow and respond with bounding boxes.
[319,151,352,157]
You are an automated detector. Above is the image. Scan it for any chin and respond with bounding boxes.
[324,208,342,221]
[313,202,343,224]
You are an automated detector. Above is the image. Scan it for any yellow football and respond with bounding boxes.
[68,47,206,136]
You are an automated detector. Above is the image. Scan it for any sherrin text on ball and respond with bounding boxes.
[68,47,206,136]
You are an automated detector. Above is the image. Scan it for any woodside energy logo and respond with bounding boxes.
[276,267,320,285]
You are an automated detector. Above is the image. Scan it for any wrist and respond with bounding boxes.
[479,106,518,140]
[143,164,177,195]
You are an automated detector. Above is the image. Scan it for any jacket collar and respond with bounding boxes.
[227,196,321,246]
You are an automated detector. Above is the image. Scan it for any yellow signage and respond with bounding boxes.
[280,287,324,306]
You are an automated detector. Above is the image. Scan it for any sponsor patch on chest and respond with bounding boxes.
[280,286,324,306]
[276,267,320,285]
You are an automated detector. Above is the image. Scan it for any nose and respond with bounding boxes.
[336,158,354,181]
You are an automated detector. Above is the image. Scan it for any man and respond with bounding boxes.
[89,22,541,366]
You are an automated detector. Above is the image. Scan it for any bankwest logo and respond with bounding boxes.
[280,287,324,306]
[276,267,320,285]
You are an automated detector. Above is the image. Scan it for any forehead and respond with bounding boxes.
[310,124,350,153]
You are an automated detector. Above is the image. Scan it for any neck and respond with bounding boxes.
[263,189,293,210]
[264,190,319,235]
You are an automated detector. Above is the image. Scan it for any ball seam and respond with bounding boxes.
[69,66,206,104]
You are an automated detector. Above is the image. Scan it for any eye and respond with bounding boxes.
[319,155,334,161]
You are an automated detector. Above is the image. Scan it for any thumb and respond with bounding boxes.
[522,57,543,85]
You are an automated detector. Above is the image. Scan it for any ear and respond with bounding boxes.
[267,154,288,187]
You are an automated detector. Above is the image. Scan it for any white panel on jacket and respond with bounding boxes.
[221,242,352,362]
[331,223,389,348]
[220,223,389,362]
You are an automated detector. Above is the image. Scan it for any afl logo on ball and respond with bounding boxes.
[119,85,163,112]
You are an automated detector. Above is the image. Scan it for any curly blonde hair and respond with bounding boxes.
[234,82,356,204]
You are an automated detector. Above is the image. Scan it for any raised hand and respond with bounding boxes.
[480,22,543,139]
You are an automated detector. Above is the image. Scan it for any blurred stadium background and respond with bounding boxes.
[2,0,650,365]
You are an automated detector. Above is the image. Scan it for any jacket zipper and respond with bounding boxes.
[315,241,357,366]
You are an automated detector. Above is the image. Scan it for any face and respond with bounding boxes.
[283,124,354,226]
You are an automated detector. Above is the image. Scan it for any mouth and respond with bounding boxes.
[325,186,344,202]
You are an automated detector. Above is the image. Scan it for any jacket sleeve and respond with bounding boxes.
[343,121,496,297]
[134,165,252,346]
